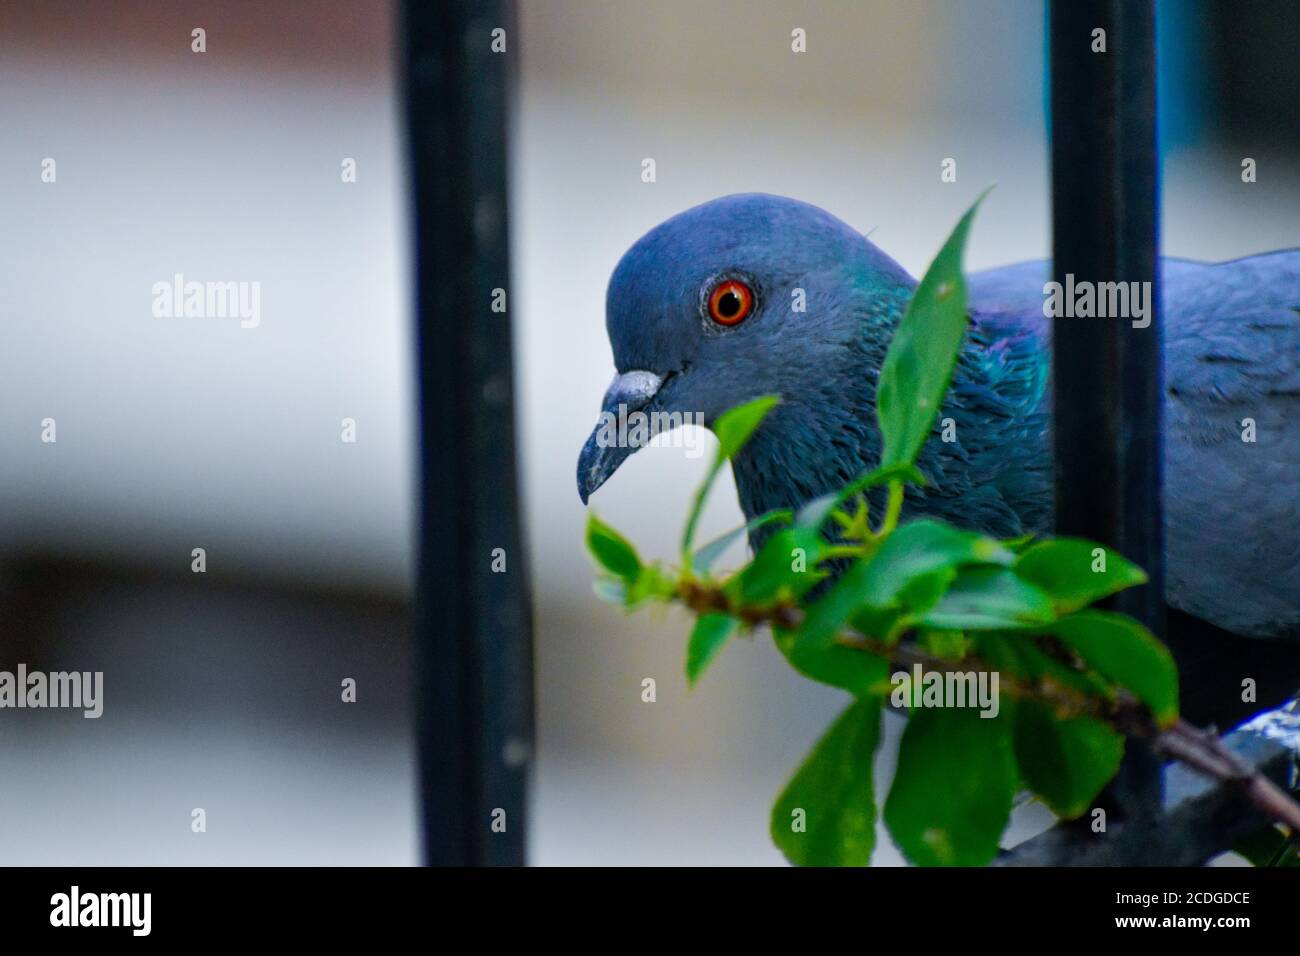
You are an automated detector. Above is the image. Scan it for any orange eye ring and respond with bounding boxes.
[707,279,754,326]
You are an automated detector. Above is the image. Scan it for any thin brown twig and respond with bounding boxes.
[1155,720,1300,833]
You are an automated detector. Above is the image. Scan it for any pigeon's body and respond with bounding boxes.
[578,194,1300,640]
[968,255,1299,638]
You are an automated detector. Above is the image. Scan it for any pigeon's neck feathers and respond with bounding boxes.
[730,242,1054,543]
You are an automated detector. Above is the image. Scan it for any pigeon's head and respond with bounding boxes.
[577,193,915,503]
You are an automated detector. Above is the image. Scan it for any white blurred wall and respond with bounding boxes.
[0,1,413,591]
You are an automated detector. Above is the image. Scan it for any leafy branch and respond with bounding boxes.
[584,192,1300,865]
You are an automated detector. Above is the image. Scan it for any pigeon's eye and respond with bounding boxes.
[707,279,754,326]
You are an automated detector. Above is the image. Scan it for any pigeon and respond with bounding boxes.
[578,194,1299,653]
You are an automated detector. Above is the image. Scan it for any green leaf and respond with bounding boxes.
[623,563,674,608]
[973,631,1113,700]
[797,564,948,653]
[1013,700,1123,819]
[850,605,905,644]
[693,509,792,572]
[685,614,739,687]
[1050,610,1179,726]
[796,463,927,532]
[771,699,882,866]
[876,190,990,469]
[920,566,1056,630]
[1015,538,1148,615]
[774,628,892,697]
[593,564,672,609]
[735,527,826,604]
[681,395,780,558]
[1001,532,1039,553]
[916,629,969,661]
[884,704,1016,866]
[859,520,1013,607]
[796,558,881,651]
[793,520,1009,654]
[714,394,780,460]
[585,512,641,582]
[896,568,957,616]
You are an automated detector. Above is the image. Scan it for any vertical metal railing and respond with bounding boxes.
[403,0,534,866]
[1049,0,1164,821]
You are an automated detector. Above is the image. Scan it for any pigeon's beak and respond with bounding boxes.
[577,370,665,504]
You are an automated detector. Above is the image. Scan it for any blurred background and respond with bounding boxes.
[0,0,1296,864]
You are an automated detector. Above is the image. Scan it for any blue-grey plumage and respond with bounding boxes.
[577,194,1299,640]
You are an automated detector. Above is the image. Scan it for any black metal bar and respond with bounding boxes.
[1050,0,1164,820]
[403,0,534,866]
